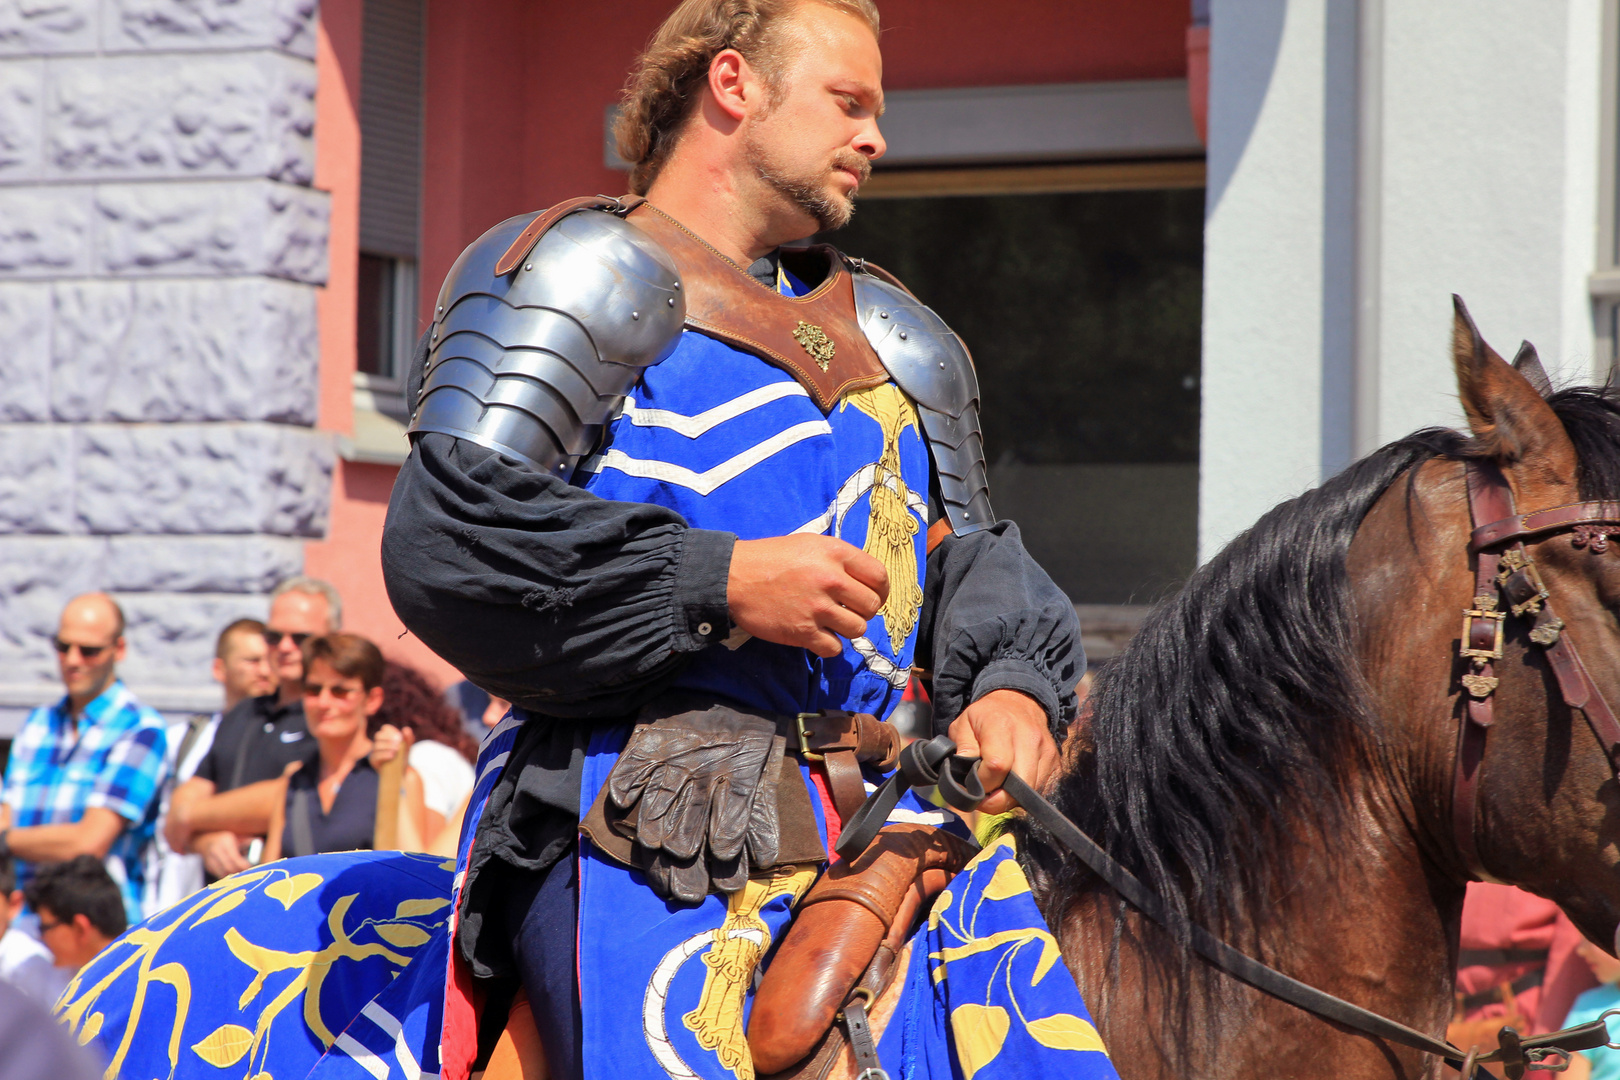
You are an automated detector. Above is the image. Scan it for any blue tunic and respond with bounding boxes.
[576,268,930,720]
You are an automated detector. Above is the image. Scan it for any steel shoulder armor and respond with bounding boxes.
[851,269,994,535]
[408,207,685,478]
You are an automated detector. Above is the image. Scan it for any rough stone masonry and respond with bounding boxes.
[0,0,332,729]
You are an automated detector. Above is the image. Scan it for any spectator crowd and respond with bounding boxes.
[0,576,491,1008]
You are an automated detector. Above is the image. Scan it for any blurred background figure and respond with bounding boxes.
[23,856,126,974]
[376,663,477,843]
[0,978,101,1080]
[0,594,167,929]
[1559,939,1620,1078]
[263,635,424,861]
[145,619,274,916]
[0,851,68,1007]
[166,578,341,878]
[446,678,511,747]
[1447,882,1596,1073]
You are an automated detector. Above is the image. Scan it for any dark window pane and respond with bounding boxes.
[357,252,395,377]
[821,188,1204,605]
[824,189,1203,465]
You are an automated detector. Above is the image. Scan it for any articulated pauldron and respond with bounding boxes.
[408,207,685,478]
[851,269,995,535]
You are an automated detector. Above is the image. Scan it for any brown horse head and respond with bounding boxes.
[1420,298,1620,944]
[1022,297,1620,1077]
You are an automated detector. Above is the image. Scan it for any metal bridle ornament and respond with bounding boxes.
[1456,461,1620,886]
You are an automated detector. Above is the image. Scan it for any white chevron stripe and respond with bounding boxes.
[621,381,809,438]
[589,420,831,496]
[336,1033,390,1080]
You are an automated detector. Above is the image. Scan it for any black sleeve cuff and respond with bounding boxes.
[969,658,1064,736]
[671,528,736,651]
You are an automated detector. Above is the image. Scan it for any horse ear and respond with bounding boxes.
[1511,340,1553,398]
[1452,295,1577,484]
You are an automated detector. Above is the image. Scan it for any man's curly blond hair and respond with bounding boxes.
[615,0,881,195]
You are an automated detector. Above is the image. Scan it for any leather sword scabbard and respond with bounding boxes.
[747,823,974,1075]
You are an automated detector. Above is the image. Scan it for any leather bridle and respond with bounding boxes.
[1457,460,1620,882]
[833,458,1620,1077]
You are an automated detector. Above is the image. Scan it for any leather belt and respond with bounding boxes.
[650,690,902,823]
[784,709,902,826]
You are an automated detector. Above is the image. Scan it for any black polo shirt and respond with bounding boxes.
[193,693,317,791]
[281,758,380,857]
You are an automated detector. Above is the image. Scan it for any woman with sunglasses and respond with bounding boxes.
[262,634,424,861]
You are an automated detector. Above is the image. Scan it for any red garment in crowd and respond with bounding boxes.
[1457,882,1596,1034]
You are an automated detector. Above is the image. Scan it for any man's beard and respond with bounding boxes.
[746,140,871,232]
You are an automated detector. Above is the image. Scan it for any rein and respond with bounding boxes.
[834,460,1620,1077]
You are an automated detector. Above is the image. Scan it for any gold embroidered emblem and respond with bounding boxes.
[791,320,836,372]
[681,866,817,1079]
[841,384,925,646]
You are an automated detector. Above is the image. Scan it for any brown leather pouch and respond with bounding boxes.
[747,823,975,1075]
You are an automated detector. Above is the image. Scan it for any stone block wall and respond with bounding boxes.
[0,1,329,727]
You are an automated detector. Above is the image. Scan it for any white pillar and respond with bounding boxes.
[1200,0,1605,562]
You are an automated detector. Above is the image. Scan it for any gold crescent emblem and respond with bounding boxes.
[791,321,836,372]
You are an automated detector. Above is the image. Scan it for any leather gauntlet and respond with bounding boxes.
[603,706,783,904]
[747,823,975,1074]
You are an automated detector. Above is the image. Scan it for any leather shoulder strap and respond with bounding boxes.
[626,203,889,411]
[493,194,647,276]
[287,784,317,858]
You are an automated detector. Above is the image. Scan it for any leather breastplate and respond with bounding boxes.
[626,202,890,412]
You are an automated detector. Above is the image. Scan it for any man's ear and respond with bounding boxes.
[1451,295,1578,492]
[5,890,22,919]
[212,656,227,685]
[706,48,751,123]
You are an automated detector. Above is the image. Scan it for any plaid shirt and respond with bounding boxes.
[3,680,169,925]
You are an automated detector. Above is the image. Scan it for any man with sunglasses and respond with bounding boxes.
[0,593,168,928]
[165,577,341,878]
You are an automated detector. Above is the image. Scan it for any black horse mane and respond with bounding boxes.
[1018,385,1620,942]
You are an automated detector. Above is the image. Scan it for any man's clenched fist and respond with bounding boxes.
[727,535,889,657]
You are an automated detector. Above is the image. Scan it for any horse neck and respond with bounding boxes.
[1038,754,1461,1080]
[1036,461,1473,1078]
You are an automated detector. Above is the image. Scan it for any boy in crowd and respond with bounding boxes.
[145,619,275,914]
[0,852,68,1006]
[23,856,126,975]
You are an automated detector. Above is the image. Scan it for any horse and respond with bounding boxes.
[998,299,1620,1078]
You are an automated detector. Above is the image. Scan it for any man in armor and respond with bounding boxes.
[381,1,1082,1076]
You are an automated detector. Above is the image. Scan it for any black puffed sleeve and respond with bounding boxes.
[381,433,735,717]
[917,520,1083,738]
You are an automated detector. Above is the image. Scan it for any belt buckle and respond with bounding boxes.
[795,713,825,761]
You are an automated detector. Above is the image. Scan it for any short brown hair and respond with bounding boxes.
[301,633,386,691]
[615,0,881,194]
[215,617,266,660]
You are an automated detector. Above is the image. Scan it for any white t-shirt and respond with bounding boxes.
[409,740,476,819]
[143,712,221,918]
[0,927,69,1008]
